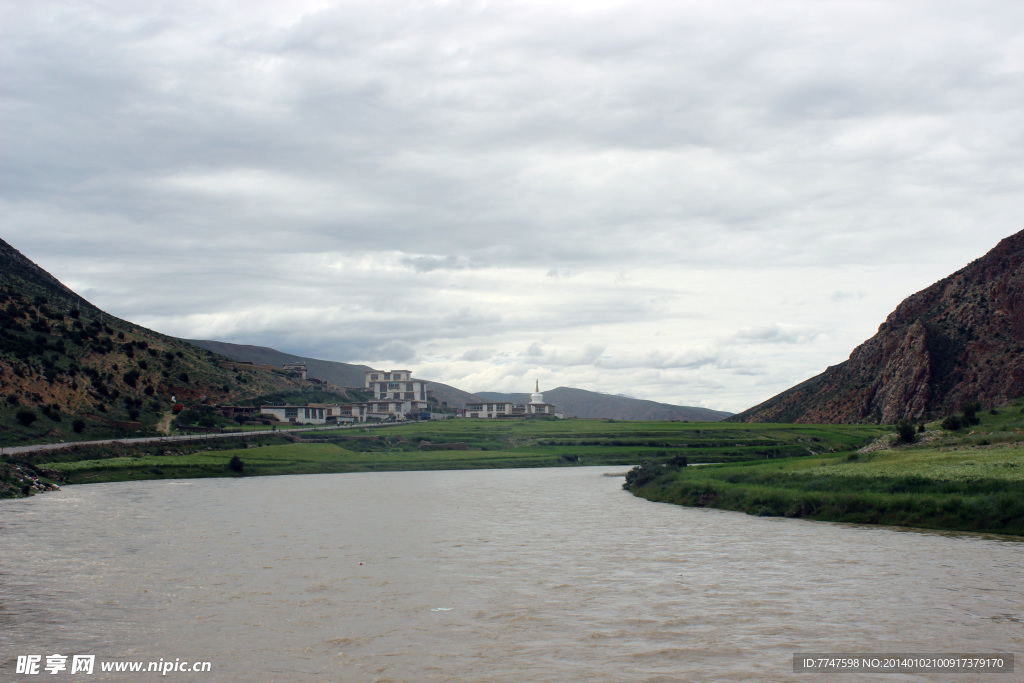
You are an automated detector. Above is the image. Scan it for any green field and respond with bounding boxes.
[16,418,889,488]
[16,409,1024,537]
[625,403,1024,536]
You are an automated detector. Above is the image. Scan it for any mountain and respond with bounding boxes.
[187,339,483,408]
[732,230,1024,423]
[0,238,307,443]
[477,387,733,421]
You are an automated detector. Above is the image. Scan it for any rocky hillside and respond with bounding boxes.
[0,238,307,444]
[732,230,1024,423]
[478,387,732,421]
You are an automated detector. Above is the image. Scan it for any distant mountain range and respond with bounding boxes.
[194,340,731,420]
[478,387,732,421]
[0,235,743,430]
[733,229,1024,423]
[187,340,482,408]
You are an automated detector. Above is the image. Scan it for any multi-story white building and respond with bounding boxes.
[365,369,429,418]
[463,381,558,419]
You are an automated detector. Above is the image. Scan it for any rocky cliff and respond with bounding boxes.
[732,230,1024,423]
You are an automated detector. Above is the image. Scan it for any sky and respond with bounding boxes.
[3,0,1023,412]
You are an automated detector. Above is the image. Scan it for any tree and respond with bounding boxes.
[72,419,86,434]
[16,408,37,426]
[227,455,244,473]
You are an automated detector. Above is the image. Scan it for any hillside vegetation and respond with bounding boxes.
[629,398,1024,536]
[0,238,334,447]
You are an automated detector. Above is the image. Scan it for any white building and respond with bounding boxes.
[260,403,343,424]
[463,381,558,419]
[365,369,430,418]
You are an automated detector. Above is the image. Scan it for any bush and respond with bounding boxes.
[16,408,38,426]
[72,419,86,434]
[942,415,963,431]
[896,419,917,444]
[227,455,244,473]
[623,461,664,490]
[962,401,982,427]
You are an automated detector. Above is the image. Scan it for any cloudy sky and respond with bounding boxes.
[3,0,1023,412]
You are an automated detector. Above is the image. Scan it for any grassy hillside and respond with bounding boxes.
[627,398,1024,536]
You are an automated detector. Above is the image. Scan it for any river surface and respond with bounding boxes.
[1,467,1021,682]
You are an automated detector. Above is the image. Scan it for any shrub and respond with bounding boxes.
[896,419,917,444]
[72,419,86,434]
[16,408,38,426]
[623,461,664,490]
[178,372,190,383]
[942,415,963,431]
[227,455,244,473]
[962,401,982,427]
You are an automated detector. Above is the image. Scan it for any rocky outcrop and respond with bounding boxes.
[733,230,1024,423]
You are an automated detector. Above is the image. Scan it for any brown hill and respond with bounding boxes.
[732,230,1024,424]
[0,238,306,444]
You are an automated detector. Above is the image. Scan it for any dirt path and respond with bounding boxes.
[156,411,175,435]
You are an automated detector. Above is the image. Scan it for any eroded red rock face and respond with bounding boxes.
[735,230,1024,423]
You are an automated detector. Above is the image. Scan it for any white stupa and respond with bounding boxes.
[530,380,544,404]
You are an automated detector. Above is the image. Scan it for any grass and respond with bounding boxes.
[626,401,1024,536]
[13,418,889,490]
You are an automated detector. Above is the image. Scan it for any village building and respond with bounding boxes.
[282,361,307,380]
[365,369,430,418]
[463,381,559,419]
[260,403,346,424]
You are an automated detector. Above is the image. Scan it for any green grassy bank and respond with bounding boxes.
[2,419,888,495]
[625,403,1024,536]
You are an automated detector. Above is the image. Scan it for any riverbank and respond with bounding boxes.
[625,403,1024,536]
[2,419,888,497]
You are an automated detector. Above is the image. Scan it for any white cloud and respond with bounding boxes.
[3,0,1023,411]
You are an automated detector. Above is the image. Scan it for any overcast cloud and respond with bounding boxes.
[3,0,1023,411]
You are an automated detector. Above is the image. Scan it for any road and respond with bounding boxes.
[1,422,407,457]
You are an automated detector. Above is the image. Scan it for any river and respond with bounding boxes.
[1,467,1021,681]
